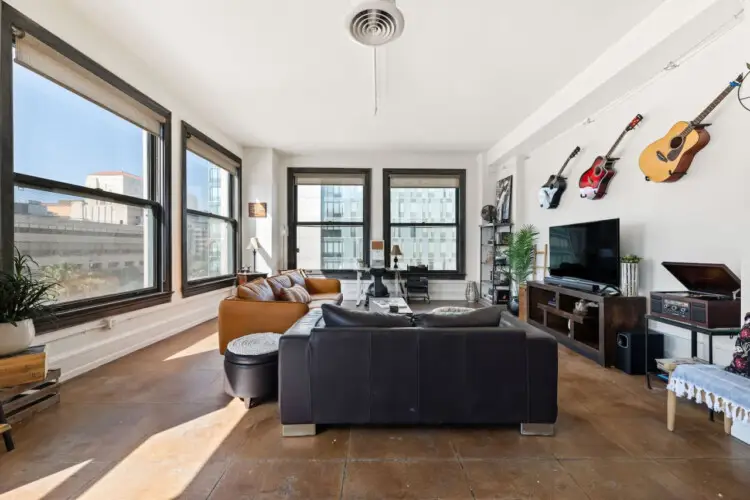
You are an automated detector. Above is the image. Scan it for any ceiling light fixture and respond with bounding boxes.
[345,0,405,115]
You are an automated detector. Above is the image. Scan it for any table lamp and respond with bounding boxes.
[247,237,260,271]
[391,244,403,269]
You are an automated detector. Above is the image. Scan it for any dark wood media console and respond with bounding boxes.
[526,281,647,366]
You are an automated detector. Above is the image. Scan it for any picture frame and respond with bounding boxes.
[496,175,513,223]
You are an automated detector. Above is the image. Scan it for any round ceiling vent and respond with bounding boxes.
[346,0,405,46]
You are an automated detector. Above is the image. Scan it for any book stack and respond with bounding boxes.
[0,346,47,388]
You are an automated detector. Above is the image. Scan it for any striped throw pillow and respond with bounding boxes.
[280,284,311,303]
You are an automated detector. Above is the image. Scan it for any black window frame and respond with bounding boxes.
[287,167,371,279]
[0,4,173,333]
[383,169,466,279]
[180,122,241,297]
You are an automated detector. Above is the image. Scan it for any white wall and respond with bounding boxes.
[242,151,482,300]
[499,22,747,363]
[7,0,241,380]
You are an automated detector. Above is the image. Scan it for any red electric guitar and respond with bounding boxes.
[578,114,643,200]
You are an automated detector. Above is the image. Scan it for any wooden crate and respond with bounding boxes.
[0,346,47,388]
[0,368,61,425]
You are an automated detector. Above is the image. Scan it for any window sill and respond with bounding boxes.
[34,291,174,335]
[182,276,236,298]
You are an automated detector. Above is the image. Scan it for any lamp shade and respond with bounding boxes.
[247,237,260,250]
[391,244,403,257]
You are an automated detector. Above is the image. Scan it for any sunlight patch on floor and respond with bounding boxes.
[76,401,245,499]
[0,460,92,500]
[163,333,218,361]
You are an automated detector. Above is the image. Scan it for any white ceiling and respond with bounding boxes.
[68,0,663,152]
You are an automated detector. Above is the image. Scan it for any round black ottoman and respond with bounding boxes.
[223,333,282,409]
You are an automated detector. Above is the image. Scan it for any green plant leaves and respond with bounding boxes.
[0,248,59,324]
[500,224,539,295]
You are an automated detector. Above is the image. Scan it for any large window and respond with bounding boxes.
[181,123,240,297]
[384,170,465,276]
[1,5,172,332]
[288,169,370,273]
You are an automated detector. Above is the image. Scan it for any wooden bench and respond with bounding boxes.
[667,363,749,435]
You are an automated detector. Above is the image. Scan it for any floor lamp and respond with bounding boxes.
[247,237,260,271]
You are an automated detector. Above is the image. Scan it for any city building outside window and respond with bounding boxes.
[384,170,465,277]
[0,5,172,332]
[181,122,241,297]
[288,169,370,274]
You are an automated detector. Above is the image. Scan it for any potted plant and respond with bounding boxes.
[0,249,58,356]
[501,224,538,316]
[620,254,642,297]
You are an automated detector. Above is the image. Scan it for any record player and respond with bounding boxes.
[650,262,741,328]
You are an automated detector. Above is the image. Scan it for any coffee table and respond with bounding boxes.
[369,297,412,314]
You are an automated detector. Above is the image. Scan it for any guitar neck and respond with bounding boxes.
[555,158,572,177]
[605,128,629,158]
[684,82,737,135]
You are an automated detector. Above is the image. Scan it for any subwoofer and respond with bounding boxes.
[615,331,663,375]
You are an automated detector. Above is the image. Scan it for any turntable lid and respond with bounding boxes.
[661,262,741,295]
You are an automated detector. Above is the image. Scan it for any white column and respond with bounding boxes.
[243,147,279,274]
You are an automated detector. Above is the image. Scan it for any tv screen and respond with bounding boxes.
[549,218,620,287]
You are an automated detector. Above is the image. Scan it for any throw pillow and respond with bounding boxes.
[321,303,412,328]
[236,279,275,302]
[266,274,293,299]
[283,269,307,288]
[413,306,504,328]
[280,284,312,303]
[726,313,750,378]
[431,306,475,315]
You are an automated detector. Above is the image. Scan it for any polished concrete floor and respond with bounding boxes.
[1,303,749,499]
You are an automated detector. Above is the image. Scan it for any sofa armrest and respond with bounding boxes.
[217,298,309,354]
[305,277,341,294]
[525,330,558,424]
[278,333,313,424]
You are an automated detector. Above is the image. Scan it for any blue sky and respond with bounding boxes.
[14,63,212,207]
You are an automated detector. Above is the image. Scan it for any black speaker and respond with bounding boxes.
[615,331,664,375]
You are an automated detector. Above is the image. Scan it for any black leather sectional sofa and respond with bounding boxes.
[278,305,558,436]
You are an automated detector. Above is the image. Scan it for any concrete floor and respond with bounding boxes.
[1,302,749,499]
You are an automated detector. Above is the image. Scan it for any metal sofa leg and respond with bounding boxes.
[282,424,317,437]
[520,423,555,436]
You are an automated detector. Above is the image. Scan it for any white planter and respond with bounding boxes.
[621,263,639,297]
[0,319,35,356]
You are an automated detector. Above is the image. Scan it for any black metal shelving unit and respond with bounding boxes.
[479,222,512,305]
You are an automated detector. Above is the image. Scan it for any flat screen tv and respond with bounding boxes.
[549,218,620,287]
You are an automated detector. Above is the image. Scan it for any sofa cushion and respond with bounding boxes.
[322,303,412,327]
[413,306,504,328]
[236,279,275,302]
[310,292,344,305]
[283,269,307,288]
[266,274,293,299]
[279,284,311,303]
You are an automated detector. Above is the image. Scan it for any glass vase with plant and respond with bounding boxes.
[501,224,538,315]
[0,249,58,355]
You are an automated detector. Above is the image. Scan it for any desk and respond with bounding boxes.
[645,314,739,389]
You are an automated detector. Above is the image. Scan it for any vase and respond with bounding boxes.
[508,297,520,316]
[465,281,478,303]
[620,262,639,297]
[0,319,35,356]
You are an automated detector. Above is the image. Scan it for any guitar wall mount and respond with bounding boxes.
[737,66,750,112]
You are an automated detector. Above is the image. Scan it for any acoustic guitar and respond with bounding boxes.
[578,114,643,200]
[639,73,744,183]
[538,146,581,209]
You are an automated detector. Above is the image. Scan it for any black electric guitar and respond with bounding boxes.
[538,146,581,209]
